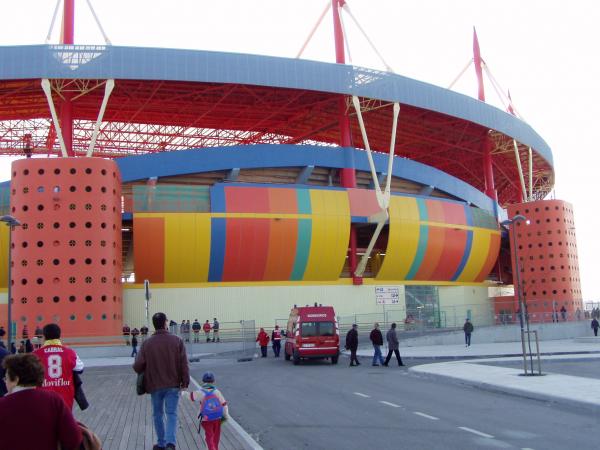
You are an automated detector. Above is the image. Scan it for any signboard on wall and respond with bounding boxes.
[375,286,400,305]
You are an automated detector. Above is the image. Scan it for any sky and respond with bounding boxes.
[0,0,598,301]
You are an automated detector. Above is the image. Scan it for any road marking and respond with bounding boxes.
[379,401,401,408]
[458,427,494,439]
[521,448,535,450]
[413,412,439,420]
[353,392,370,398]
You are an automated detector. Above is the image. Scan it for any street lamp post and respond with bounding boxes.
[500,214,530,375]
[1,215,21,351]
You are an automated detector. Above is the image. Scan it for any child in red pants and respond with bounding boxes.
[181,372,228,450]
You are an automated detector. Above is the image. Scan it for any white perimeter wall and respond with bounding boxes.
[123,284,496,330]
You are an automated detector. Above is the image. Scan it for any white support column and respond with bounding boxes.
[352,96,383,207]
[383,103,400,205]
[528,147,533,201]
[41,79,68,158]
[512,139,527,202]
[86,79,115,157]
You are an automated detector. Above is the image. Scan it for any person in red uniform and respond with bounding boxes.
[271,325,282,357]
[203,320,212,342]
[0,353,82,450]
[256,328,270,358]
[33,323,84,409]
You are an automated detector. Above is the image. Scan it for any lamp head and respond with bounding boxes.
[0,215,21,227]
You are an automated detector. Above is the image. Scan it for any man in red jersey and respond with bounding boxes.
[33,323,84,409]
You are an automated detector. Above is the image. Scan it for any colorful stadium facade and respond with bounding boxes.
[0,1,581,337]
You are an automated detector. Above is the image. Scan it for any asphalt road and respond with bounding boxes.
[190,355,599,450]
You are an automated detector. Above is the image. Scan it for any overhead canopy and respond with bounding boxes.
[0,45,554,205]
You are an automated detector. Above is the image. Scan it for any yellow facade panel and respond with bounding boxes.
[456,229,491,282]
[377,196,420,280]
[303,190,350,281]
[164,213,211,282]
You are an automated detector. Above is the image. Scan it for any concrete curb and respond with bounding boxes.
[409,360,600,414]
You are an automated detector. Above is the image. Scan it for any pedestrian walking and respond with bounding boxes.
[463,318,474,347]
[34,324,43,348]
[212,318,220,342]
[192,319,201,343]
[33,323,85,409]
[131,335,138,357]
[369,323,385,366]
[345,324,360,366]
[122,323,131,345]
[185,320,191,343]
[140,325,149,341]
[560,305,567,321]
[592,318,599,337]
[0,325,5,346]
[203,320,212,342]
[169,320,178,335]
[256,328,270,357]
[133,312,190,450]
[180,320,186,340]
[383,323,404,366]
[181,371,229,450]
[271,325,282,357]
[0,341,9,396]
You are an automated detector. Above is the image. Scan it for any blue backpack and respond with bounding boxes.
[199,388,224,422]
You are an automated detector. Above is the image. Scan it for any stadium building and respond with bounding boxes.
[0,1,581,339]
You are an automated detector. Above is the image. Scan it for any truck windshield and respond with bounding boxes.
[300,322,335,337]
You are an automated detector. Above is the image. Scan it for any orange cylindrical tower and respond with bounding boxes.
[507,199,582,318]
[9,158,122,337]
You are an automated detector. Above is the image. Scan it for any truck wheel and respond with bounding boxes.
[331,354,339,365]
[293,350,300,365]
[284,350,291,361]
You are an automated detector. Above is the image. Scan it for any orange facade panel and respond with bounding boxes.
[133,217,165,283]
[507,199,582,315]
[8,158,122,338]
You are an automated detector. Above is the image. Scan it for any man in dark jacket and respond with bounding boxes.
[369,323,385,366]
[592,318,599,337]
[463,318,474,347]
[192,319,201,343]
[133,312,189,450]
[345,324,360,366]
[383,323,404,366]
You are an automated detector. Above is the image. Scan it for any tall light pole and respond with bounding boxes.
[500,214,530,375]
[1,215,21,351]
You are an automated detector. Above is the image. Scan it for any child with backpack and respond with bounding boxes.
[180,372,229,450]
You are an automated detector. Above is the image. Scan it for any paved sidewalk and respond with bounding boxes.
[74,365,261,450]
[355,338,600,359]
[352,338,600,413]
[410,354,600,413]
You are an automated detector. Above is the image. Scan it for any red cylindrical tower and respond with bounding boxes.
[9,158,122,337]
[507,200,583,319]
